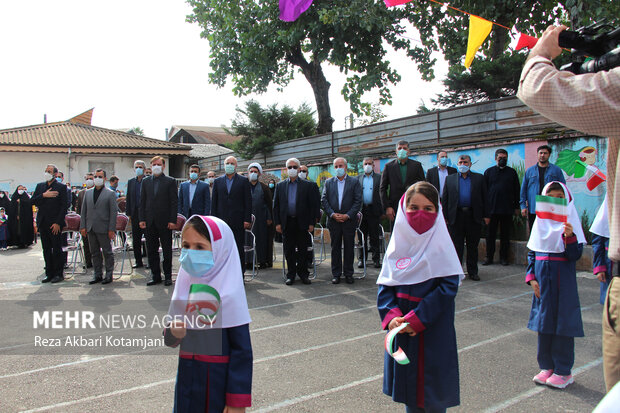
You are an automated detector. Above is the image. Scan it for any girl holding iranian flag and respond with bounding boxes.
[165,215,253,413]
[377,182,464,413]
[527,182,586,389]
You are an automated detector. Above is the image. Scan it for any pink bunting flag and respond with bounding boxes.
[384,0,414,6]
[279,0,314,22]
[515,33,538,51]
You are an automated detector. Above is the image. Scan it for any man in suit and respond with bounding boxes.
[178,164,210,218]
[322,157,362,284]
[357,157,383,269]
[211,156,251,274]
[76,172,95,269]
[125,160,147,269]
[380,140,425,221]
[441,154,490,281]
[31,164,68,283]
[273,158,316,285]
[79,168,118,285]
[299,164,322,269]
[139,156,178,286]
[426,151,457,197]
[55,170,72,269]
[206,170,216,208]
[483,149,521,266]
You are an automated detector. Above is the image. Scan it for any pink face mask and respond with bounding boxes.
[405,210,437,234]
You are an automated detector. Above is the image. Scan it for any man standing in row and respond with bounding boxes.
[126,160,147,269]
[322,157,362,284]
[206,170,216,201]
[357,157,383,268]
[211,156,251,274]
[273,158,316,285]
[32,164,67,283]
[140,156,178,286]
[299,164,322,269]
[426,151,457,197]
[380,140,425,221]
[178,164,210,218]
[484,149,520,266]
[442,155,489,281]
[80,169,117,285]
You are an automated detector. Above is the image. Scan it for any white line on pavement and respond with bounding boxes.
[249,287,378,311]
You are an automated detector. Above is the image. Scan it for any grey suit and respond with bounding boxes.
[322,175,362,279]
[80,187,118,280]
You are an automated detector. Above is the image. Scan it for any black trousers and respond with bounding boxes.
[130,215,145,265]
[448,208,481,277]
[231,226,245,274]
[359,205,381,262]
[40,224,64,278]
[486,213,512,262]
[329,218,356,278]
[283,217,309,279]
[145,222,172,280]
[528,213,536,234]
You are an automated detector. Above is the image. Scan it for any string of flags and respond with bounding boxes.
[279,0,542,68]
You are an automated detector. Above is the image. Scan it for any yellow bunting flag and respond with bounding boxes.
[464,15,493,68]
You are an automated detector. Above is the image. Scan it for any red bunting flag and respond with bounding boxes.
[515,33,538,51]
[279,0,314,22]
[384,0,413,6]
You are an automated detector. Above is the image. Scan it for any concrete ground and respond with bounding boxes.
[0,241,608,412]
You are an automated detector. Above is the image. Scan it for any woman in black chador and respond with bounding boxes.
[8,186,34,248]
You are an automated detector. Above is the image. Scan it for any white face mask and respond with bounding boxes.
[85,179,94,188]
[287,168,298,178]
[298,172,307,180]
[18,189,25,195]
[152,165,163,176]
[249,172,258,181]
[208,177,215,185]
[93,177,104,187]
[363,164,373,174]
[43,172,53,182]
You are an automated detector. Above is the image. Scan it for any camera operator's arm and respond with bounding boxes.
[517,25,620,140]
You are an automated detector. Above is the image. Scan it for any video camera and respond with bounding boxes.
[558,22,620,74]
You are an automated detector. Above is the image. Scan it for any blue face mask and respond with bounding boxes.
[269,183,275,189]
[397,149,408,159]
[179,248,215,277]
[135,168,144,177]
[224,164,236,175]
[458,164,470,174]
[189,172,198,181]
[55,177,62,183]
[335,167,346,178]
[439,157,448,166]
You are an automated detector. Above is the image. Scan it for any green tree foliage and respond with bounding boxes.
[127,127,144,136]
[227,100,317,159]
[186,0,422,133]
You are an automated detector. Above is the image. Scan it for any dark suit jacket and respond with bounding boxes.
[139,174,178,226]
[178,180,211,217]
[357,172,384,217]
[126,177,146,219]
[426,166,457,194]
[441,172,489,225]
[273,178,316,231]
[380,158,425,210]
[31,180,68,227]
[322,175,362,224]
[306,180,322,223]
[211,174,251,230]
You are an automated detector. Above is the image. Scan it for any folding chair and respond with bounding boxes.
[313,209,326,265]
[379,223,389,256]
[112,213,133,279]
[353,211,367,279]
[172,214,186,255]
[282,231,317,280]
[62,212,86,279]
[244,214,257,281]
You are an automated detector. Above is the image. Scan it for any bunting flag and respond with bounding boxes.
[515,33,539,51]
[384,0,413,6]
[535,195,568,223]
[279,0,314,22]
[464,15,493,68]
[574,160,607,191]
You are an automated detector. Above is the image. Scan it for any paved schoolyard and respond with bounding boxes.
[0,242,607,412]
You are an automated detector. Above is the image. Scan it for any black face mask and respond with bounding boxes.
[498,158,507,168]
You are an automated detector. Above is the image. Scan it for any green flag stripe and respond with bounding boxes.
[535,195,567,206]
[189,284,221,302]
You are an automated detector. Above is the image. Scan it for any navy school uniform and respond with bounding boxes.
[164,324,252,413]
[592,234,614,305]
[377,276,460,410]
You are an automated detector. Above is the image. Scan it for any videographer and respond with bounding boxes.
[517,24,620,393]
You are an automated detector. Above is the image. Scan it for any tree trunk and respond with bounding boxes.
[286,46,334,134]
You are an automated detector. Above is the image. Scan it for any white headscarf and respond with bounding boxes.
[527,181,586,253]
[376,191,465,287]
[590,194,609,238]
[248,162,263,174]
[168,215,251,329]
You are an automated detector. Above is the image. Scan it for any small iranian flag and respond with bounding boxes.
[574,160,607,191]
[535,195,568,222]
[186,284,221,323]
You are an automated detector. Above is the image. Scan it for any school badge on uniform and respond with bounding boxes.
[186,284,221,327]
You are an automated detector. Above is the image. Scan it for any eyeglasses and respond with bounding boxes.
[287,166,298,170]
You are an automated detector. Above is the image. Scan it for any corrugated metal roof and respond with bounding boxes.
[187,143,233,159]
[0,121,190,153]
[169,125,239,145]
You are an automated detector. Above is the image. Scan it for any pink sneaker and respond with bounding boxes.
[533,369,553,384]
[546,373,574,389]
